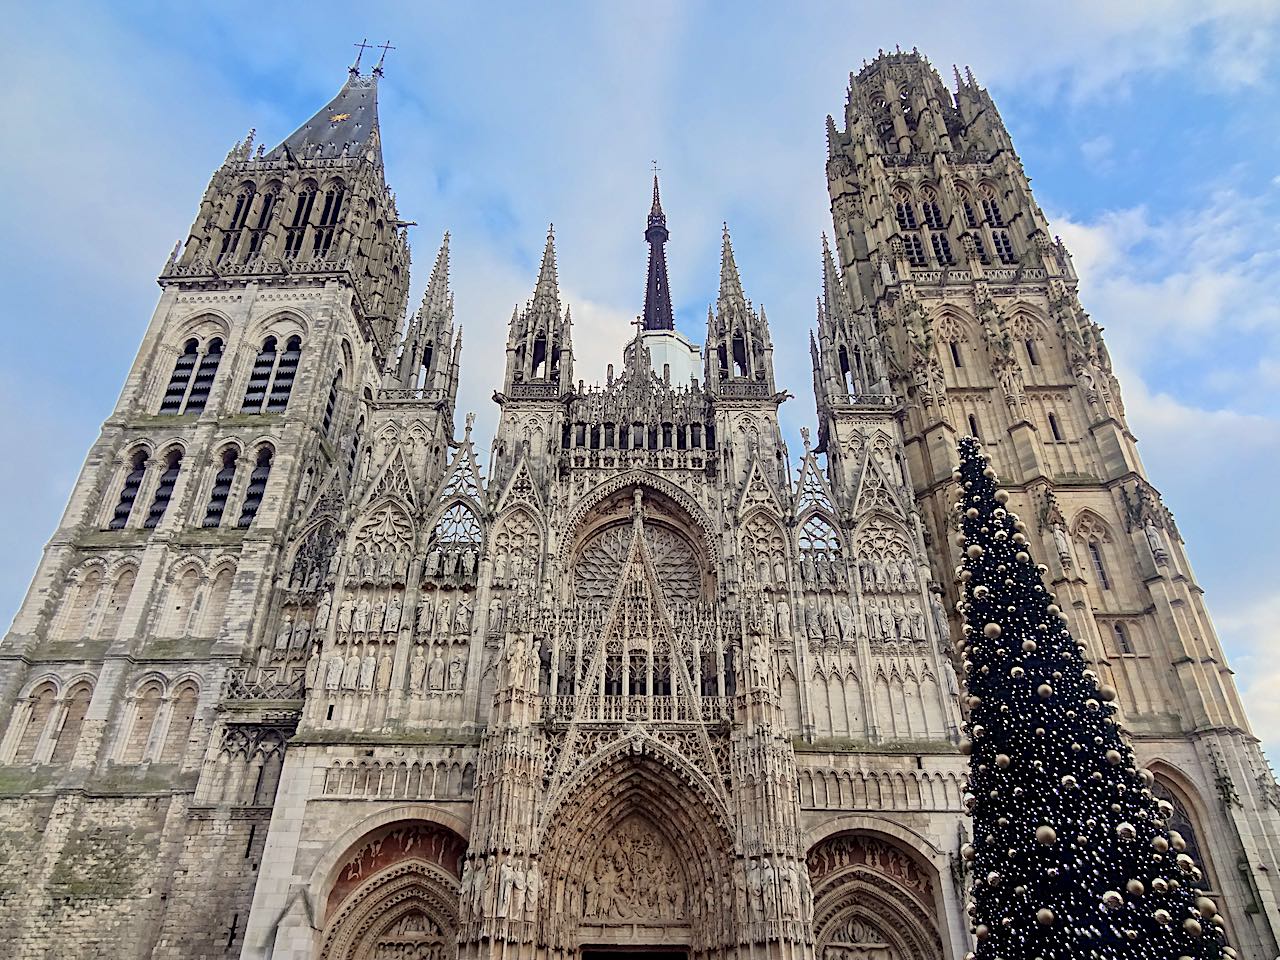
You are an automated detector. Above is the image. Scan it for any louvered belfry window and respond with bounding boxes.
[203,448,238,528]
[184,338,223,414]
[241,337,277,413]
[109,450,148,530]
[144,449,183,529]
[266,336,301,411]
[160,340,200,414]
[237,447,273,527]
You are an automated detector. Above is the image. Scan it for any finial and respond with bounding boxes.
[801,426,811,449]
[373,40,391,76]
[465,411,475,440]
[351,38,371,76]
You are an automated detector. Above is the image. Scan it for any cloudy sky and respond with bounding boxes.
[3,2,1278,753]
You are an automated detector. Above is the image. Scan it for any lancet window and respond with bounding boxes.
[241,335,302,413]
[144,448,183,529]
[237,446,273,527]
[203,447,238,527]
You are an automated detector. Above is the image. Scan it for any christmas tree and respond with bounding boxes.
[953,436,1232,960]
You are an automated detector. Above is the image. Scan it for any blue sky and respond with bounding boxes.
[3,2,1279,753]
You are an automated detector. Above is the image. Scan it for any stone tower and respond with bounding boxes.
[819,49,1280,956]
[0,47,1277,960]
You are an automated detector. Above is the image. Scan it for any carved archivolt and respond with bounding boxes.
[807,832,943,960]
[558,472,721,570]
[320,821,467,960]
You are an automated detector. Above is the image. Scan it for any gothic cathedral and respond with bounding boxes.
[1,50,1277,960]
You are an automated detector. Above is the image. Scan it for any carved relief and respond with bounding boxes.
[580,816,687,922]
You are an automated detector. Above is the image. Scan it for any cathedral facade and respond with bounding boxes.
[1,50,1277,960]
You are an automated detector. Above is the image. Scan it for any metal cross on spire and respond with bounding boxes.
[351,38,371,74]
[374,41,396,75]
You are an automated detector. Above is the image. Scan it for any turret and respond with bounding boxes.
[704,225,775,395]
[503,226,574,394]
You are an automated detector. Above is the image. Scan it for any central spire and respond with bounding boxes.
[642,174,675,331]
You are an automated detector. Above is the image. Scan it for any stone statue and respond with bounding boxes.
[928,588,950,642]
[448,656,465,691]
[305,647,321,689]
[378,651,393,692]
[426,548,442,577]
[415,598,433,635]
[293,617,311,650]
[900,556,915,589]
[489,597,504,631]
[371,598,386,632]
[383,594,402,632]
[315,589,333,630]
[455,596,473,634]
[772,554,787,585]
[461,546,477,577]
[524,861,541,919]
[340,654,359,690]
[749,632,770,688]
[359,650,376,691]
[274,615,293,649]
[776,600,792,639]
[1051,522,1072,565]
[410,647,426,692]
[428,649,445,691]
[837,598,855,642]
[325,654,343,691]
[337,597,354,634]
[353,596,370,633]
[1143,518,1169,564]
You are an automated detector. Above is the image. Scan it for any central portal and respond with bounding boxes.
[582,951,688,960]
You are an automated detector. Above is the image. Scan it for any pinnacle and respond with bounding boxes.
[419,232,451,317]
[719,222,745,306]
[530,223,561,312]
[650,173,664,219]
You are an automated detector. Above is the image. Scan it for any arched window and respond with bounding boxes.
[200,567,234,637]
[266,336,301,411]
[203,447,238,527]
[241,337,277,412]
[98,568,135,639]
[920,191,944,230]
[1112,622,1134,654]
[968,413,980,439]
[283,183,317,258]
[1087,540,1111,590]
[323,371,343,435]
[930,233,954,264]
[347,418,364,475]
[903,234,926,266]
[1048,412,1063,442]
[949,341,964,368]
[313,183,345,256]
[980,187,1006,226]
[144,448,183,529]
[161,681,199,764]
[1024,338,1040,366]
[893,190,918,230]
[1152,779,1211,884]
[166,567,200,637]
[237,446,273,527]
[992,230,1015,264]
[121,682,162,763]
[50,682,92,765]
[218,184,254,262]
[160,339,199,414]
[242,335,302,413]
[15,682,56,763]
[798,514,842,555]
[63,569,103,639]
[109,449,148,529]
[184,337,223,414]
[246,184,279,258]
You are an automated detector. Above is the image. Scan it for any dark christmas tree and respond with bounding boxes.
[952,437,1232,960]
